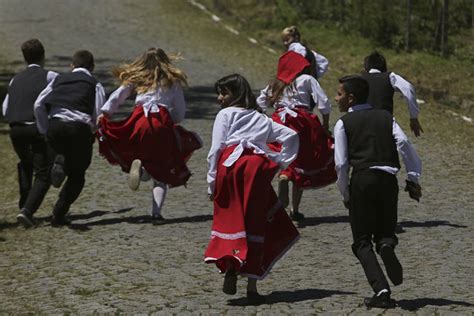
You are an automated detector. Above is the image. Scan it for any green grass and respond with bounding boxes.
[197,0,474,111]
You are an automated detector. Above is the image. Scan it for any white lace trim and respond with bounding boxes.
[211,230,246,240]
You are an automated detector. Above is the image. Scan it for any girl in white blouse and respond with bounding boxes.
[98,48,202,223]
[204,74,299,304]
[282,25,329,79]
[257,51,336,222]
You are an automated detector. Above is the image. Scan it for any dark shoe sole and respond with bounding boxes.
[16,213,34,228]
[364,297,396,309]
[380,245,403,286]
[223,272,237,295]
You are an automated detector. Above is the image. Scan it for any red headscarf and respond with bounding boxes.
[277,51,310,84]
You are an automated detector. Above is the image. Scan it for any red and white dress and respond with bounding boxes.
[257,74,337,189]
[97,83,202,187]
[205,106,300,279]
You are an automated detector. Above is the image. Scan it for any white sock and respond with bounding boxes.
[152,180,167,217]
[377,289,389,296]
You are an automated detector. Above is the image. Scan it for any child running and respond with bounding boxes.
[257,51,336,222]
[205,74,300,304]
[98,48,202,223]
[281,25,329,80]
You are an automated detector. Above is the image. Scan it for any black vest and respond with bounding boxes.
[341,108,400,172]
[5,66,49,123]
[362,72,395,114]
[43,72,97,115]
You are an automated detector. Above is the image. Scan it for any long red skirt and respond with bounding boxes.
[271,107,337,189]
[97,106,202,187]
[204,145,300,280]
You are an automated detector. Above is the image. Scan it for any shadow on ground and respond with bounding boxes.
[296,216,467,230]
[68,213,212,231]
[397,298,473,311]
[227,288,354,306]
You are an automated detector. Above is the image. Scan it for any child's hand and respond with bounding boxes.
[410,118,424,137]
[405,180,422,202]
[96,113,109,125]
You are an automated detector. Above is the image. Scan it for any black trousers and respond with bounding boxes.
[46,120,93,219]
[349,169,399,293]
[9,123,50,212]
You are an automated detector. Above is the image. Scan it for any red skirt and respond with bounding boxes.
[270,107,337,189]
[97,106,202,187]
[204,145,300,280]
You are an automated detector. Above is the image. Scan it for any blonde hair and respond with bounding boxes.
[113,48,188,94]
[282,26,301,42]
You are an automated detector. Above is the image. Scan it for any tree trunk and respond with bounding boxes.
[405,0,412,52]
[440,0,449,57]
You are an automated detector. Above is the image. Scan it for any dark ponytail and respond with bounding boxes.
[215,74,260,111]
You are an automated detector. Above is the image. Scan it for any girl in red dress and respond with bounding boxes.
[97,48,202,223]
[205,74,300,304]
[257,51,337,222]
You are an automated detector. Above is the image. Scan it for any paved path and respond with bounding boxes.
[0,0,473,313]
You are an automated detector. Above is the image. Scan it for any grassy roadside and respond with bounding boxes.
[197,0,474,114]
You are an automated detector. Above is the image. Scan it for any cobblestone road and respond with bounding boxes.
[0,0,473,314]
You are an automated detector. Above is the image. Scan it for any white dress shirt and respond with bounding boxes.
[288,42,329,78]
[101,82,186,124]
[207,106,299,194]
[2,64,58,122]
[334,103,422,202]
[34,68,106,134]
[368,68,420,119]
[256,74,331,116]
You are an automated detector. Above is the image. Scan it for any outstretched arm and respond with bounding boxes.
[390,72,423,137]
[100,85,133,116]
[393,119,422,201]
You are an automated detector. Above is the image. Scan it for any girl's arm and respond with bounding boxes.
[256,86,270,113]
[313,51,329,78]
[100,85,133,116]
[170,83,186,124]
[309,77,331,130]
[207,110,229,195]
[268,120,299,170]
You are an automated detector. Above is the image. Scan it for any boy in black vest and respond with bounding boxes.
[2,39,58,228]
[362,51,423,137]
[34,50,106,227]
[334,75,422,308]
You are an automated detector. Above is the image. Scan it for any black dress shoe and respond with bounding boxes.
[51,216,71,227]
[222,271,237,295]
[290,210,305,222]
[16,208,36,228]
[247,291,265,305]
[364,292,396,309]
[379,244,403,285]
